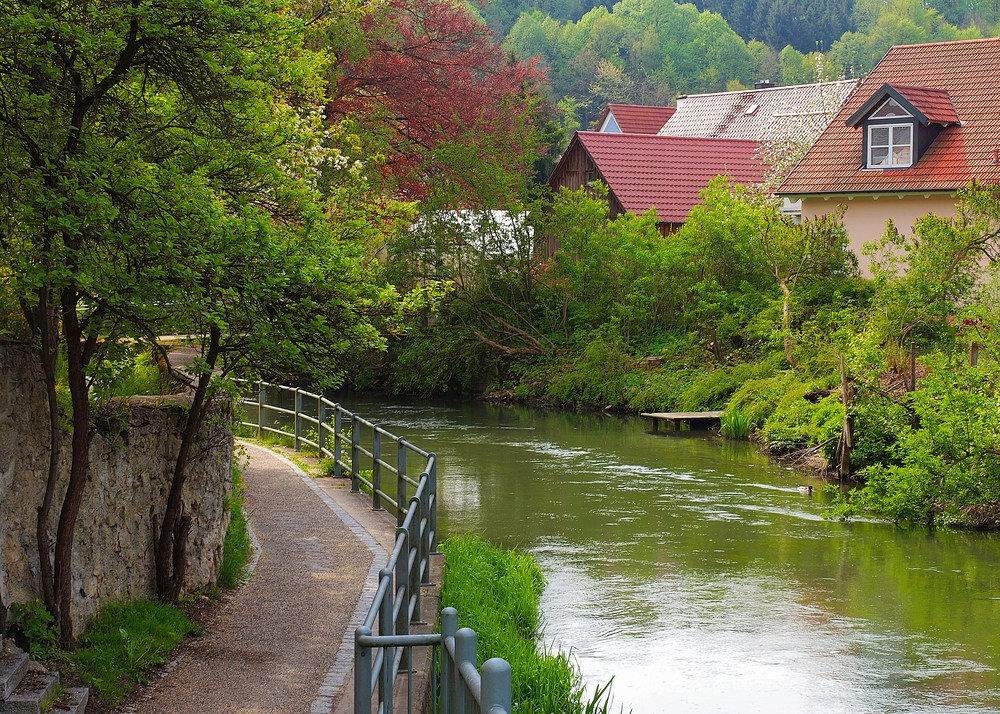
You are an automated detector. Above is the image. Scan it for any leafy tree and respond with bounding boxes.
[0,0,394,641]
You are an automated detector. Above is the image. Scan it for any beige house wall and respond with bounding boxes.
[800,193,958,275]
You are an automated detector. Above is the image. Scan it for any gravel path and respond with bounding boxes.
[130,444,382,714]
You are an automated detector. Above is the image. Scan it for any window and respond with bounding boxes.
[870,97,910,120]
[868,123,912,168]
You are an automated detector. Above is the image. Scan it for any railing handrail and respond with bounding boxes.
[240,382,510,714]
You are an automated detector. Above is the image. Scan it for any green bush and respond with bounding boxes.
[10,599,59,661]
[546,330,636,409]
[677,354,784,411]
[761,392,843,455]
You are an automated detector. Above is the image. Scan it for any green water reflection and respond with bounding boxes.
[342,396,1000,713]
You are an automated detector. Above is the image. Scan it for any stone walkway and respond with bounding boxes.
[125,444,393,714]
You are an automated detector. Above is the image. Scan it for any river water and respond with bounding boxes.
[341,395,1000,713]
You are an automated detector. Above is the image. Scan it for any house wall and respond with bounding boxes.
[801,193,958,275]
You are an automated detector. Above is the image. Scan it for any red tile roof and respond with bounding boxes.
[597,104,677,134]
[780,38,1000,196]
[572,131,767,223]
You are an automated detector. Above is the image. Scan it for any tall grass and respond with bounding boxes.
[217,466,253,589]
[719,408,752,439]
[72,600,198,705]
[440,534,622,714]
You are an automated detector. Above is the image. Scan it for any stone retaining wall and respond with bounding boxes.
[0,338,233,632]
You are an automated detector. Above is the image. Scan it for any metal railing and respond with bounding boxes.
[240,382,512,714]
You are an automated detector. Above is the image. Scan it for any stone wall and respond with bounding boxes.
[0,338,233,632]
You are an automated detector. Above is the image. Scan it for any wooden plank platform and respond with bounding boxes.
[641,411,724,431]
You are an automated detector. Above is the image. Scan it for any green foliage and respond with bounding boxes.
[546,330,638,408]
[440,534,619,714]
[10,600,59,662]
[676,355,784,411]
[217,466,252,590]
[761,392,843,455]
[73,601,198,706]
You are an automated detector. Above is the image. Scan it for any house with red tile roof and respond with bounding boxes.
[595,104,676,134]
[779,38,1000,274]
[543,131,767,253]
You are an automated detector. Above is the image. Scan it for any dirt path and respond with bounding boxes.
[127,444,385,714]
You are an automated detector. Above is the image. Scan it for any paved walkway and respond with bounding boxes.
[126,444,394,714]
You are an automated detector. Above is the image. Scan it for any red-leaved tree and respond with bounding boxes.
[328,0,546,198]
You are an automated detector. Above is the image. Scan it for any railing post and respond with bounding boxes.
[440,608,458,714]
[396,440,408,528]
[395,527,411,670]
[408,496,423,620]
[454,628,477,714]
[378,568,394,714]
[372,428,383,511]
[482,659,513,714]
[355,626,373,714]
[351,415,361,493]
[428,455,439,554]
[334,407,343,477]
[294,388,303,451]
[317,399,326,457]
[257,382,266,439]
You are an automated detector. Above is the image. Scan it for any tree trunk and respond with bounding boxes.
[837,354,853,480]
[155,326,221,601]
[35,291,61,615]
[781,281,796,368]
[52,288,92,648]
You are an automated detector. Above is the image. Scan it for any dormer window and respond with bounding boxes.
[846,83,959,171]
[868,123,912,168]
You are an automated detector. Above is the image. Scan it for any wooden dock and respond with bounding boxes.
[641,411,724,431]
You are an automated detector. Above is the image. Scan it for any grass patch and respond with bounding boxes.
[720,408,751,439]
[72,600,199,706]
[217,465,253,589]
[440,534,621,714]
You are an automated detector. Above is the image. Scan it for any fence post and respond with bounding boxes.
[355,626,373,714]
[334,407,343,477]
[294,389,303,451]
[428,455,439,554]
[408,496,423,619]
[372,428,383,511]
[396,441,408,528]
[351,415,361,493]
[317,399,326,457]
[257,382,266,439]
[395,527,411,670]
[378,568,394,714]
[454,628,477,714]
[440,608,458,714]
[482,659,513,714]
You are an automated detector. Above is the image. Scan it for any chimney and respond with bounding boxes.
[754,81,775,90]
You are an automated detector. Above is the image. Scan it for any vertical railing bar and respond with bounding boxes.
[373,428,383,511]
[355,626,373,714]
[378,569,394,714]
[294,388,303,451]
[317,396,326,457]
[395,527,411,671]
[397,440,408,528]
[351,415,361,493]
[257,381,265,439]
[334,407,343,477]
[408,496,422,623]
[441,609,457,714]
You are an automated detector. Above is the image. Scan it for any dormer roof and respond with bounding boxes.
[845,83,959,128]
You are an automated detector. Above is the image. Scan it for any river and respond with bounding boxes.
[340,395,1000,713]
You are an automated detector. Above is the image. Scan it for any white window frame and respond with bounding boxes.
[867,122,913,169]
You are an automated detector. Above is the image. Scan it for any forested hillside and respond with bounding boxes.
[497,0,984,127]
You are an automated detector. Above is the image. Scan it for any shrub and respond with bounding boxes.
[719,408,751,439]
[217,466,252,589]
